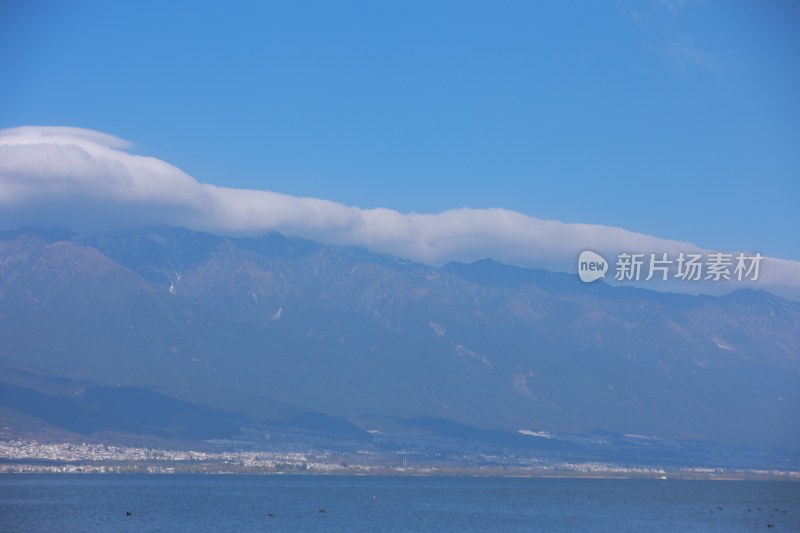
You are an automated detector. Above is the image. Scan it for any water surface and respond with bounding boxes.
[1,475,797,532]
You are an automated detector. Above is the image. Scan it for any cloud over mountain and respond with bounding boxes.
[1,125,798,296]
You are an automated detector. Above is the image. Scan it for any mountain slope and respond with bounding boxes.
[0,226,798,451]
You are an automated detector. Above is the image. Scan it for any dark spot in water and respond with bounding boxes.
[126,511,132,517]
[318,508,326,513]
[268,513,275,517]
[767,524,774,528]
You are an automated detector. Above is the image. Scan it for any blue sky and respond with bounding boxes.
[1,0,799,260]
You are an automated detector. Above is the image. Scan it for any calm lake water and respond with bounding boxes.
[0,474,797,532]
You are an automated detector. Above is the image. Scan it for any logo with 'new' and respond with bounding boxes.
[577,250,608,283]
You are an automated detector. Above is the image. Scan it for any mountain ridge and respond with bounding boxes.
[1,226,798,453]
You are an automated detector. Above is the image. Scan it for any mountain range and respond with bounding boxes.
[0,226,798,458]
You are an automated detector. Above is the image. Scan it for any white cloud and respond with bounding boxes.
[662,36,714,74]
[656,0,705,16]
[1,125,798,297]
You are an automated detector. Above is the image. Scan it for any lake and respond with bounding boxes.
[1,474,797,531]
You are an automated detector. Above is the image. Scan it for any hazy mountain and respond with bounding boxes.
[0,226,798,453]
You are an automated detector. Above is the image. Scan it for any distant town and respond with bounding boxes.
[2,439,798,480]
